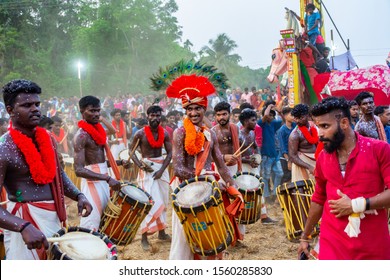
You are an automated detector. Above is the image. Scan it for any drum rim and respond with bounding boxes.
[50,226,118,260]
[119,183,154,209]
[233,171,263,192]
[277,179,315,194]
[172,176,221,214]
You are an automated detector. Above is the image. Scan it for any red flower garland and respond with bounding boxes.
[112,119,126,139]
[9,127,56,185]
[183,117,205,155]
[144,125,165,148]
[78,120,107,146]
[299,125,319,144]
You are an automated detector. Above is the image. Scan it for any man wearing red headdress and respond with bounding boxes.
[166,74,243,260]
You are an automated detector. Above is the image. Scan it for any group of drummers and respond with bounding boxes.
[1,75,390,260]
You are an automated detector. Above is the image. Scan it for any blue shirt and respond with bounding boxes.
[305,12,321,35]
[276,123,297,158]
[385,125,390,144]
[257,118,283,158]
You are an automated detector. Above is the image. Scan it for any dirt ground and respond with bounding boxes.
[67,194,300,260]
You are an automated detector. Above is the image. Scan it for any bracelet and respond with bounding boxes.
[76,193,84,199]
[365,198,370,211]
[19,221,31,233]
[105,176,111,183]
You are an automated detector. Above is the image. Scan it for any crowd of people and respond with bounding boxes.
[0,76,389,261]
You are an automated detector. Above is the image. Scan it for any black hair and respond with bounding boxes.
[38,115,54,128]
[51,115,63,123]
[291,104,310,118]
[214,101,231,113]
[374,105,389,116]
[110,108,122,117]
[306,3,315,10]
[323,47,331,52]
[239,102,254,111]
[137,119,148,126]
[121,110,130,118]
[232,108,241,115]
[166,111,176,118]
[354,91,373,106]
[348,100,358,107]
[281,106,293,116]
[161,115,167,122]
[79,95,101,110]
[311,97,351,122]
[239,108,257,125]
[146,105,163,115]
[2,79,42,107]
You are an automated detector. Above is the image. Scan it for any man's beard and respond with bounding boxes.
[217,119,229,126]
[320,125,345,153]
[149,120,160,128]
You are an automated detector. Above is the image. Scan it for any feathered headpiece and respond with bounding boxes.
[150,60,229,108]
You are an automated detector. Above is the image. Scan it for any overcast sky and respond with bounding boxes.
[174,0,390,69]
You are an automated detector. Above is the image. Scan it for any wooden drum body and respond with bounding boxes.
[99,183,153,245]
[172,176,234,256]
[276,179,320,240]
[233,172,263,225]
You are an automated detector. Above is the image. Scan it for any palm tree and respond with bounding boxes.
[200,33,241,73]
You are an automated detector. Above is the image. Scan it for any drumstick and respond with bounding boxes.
[59,131,69,145]
[127,138,140,164]
[46,235,93,243]
[235,142,254,157]
[0,200,9,206]
[233,141,246,157]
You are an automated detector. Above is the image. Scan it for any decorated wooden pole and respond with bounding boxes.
[280,29,300,107]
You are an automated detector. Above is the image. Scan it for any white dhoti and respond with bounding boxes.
[242,163,267,218]
[169,177,194,260]
[4,200,61,260]
[137,157,170,234]
[110,138,126,160]
[79,162,110,231]
[291,152,316,182]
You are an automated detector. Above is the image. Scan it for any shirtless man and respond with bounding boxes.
[73,95,129,231]
[239,109,277,225]
[211,101,244,242]
[129,105,172,250]
[0,79,92,260]
[109,108,130,160]
[288,104,317,182]
[354,91,387,142]
[169,100,242,260]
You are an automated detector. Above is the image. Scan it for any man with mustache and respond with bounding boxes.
[288,104,318,182]
[298,97,390,260]
[129,105,172,250]
[0,79,92,259]
[73,96,128,231]
[166,75,243,260]
[354,91,387,142]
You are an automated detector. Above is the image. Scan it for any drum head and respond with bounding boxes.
[119,149,130,161]
[121,184,150,204]
[234,174,261,191]
[55,232,108,260]
[175,181,213,208]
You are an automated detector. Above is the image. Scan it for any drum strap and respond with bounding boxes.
[104,144,121,180]
[229,123,242,172]
[194,137,211,176]
[50,136,67,224]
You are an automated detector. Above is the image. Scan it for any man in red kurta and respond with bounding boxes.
[298,97,390,260]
